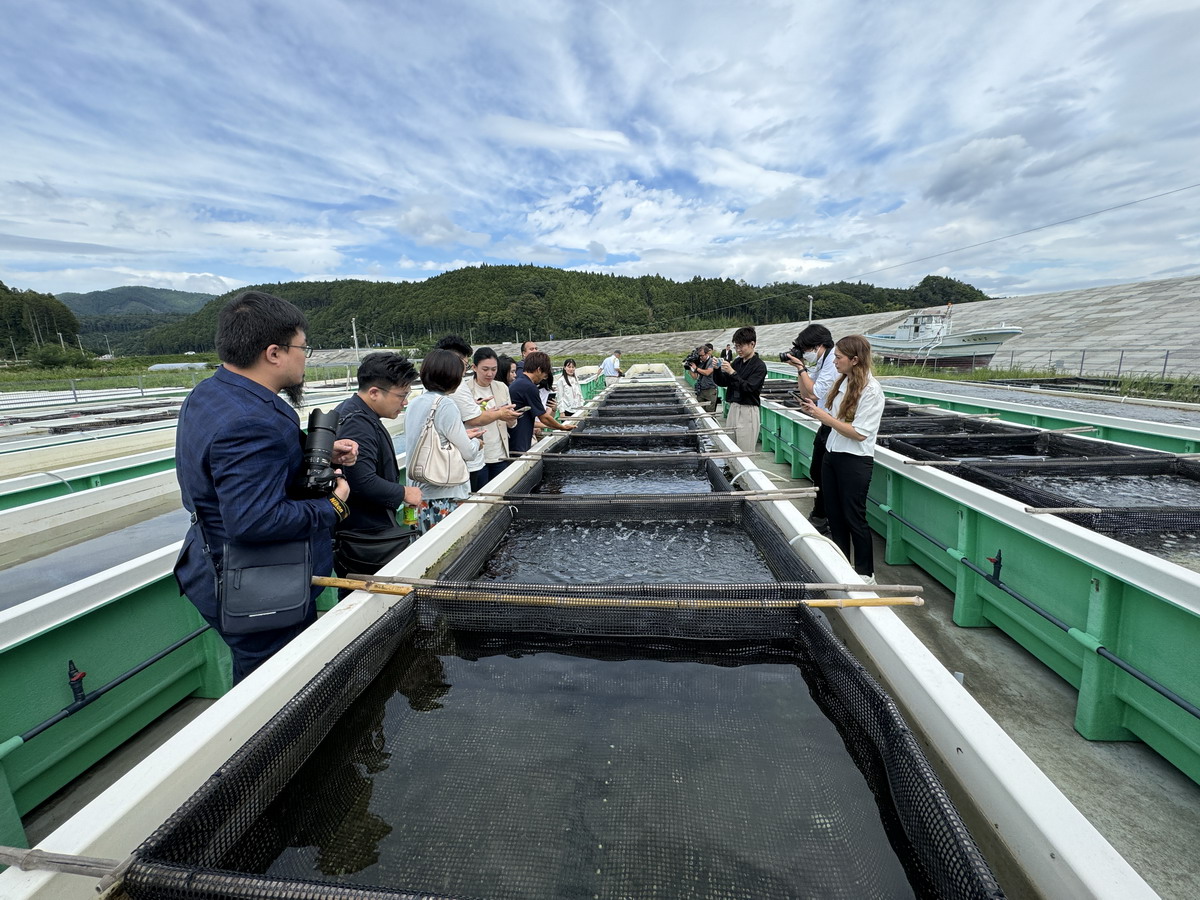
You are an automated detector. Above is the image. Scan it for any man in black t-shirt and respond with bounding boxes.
[508,351,575,453]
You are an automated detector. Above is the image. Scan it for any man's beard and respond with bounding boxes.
[282,382,305,407]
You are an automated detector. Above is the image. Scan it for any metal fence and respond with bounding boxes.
[910,348,1200,378]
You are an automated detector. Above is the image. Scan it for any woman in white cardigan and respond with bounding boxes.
[404,349,483,532]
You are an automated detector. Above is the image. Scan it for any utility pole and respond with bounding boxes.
[77,334,85,351]
[57,331,65,349]
[351,317,361,361]
[806,295,814,325]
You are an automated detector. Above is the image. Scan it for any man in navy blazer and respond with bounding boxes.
[174,291,358,684]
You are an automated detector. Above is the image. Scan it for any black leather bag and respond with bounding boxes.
[334,525,417,577]
[217,539,312,635]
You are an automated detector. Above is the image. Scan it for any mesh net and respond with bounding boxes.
[880,432,1164,463]
[952,457,1200,534]
[541,433,713,455]
[878,416,1034,437]
[124,414,1004,900]
[592,403,693,417]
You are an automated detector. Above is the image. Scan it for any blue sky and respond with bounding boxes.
[2,0,1198,299]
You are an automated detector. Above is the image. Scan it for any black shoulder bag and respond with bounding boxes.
[178,407,314,635]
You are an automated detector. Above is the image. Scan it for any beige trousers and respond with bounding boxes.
[726,403,761,453]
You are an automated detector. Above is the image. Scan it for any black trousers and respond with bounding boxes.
[821,451,875,576]
[809,424,831,518]
[469,459,512,491]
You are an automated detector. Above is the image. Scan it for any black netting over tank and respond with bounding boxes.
[542,433,711,454]
[954,457,1200,534]
[880,432,1166,463]
[124,408,1004,900]
[125,607,1003,900]
[591,404,692,417]
[878,415,1035,437]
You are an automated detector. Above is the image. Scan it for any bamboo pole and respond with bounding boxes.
[313,577,923,609]
[346,574,925,593]
[1023,506,1103,514]
[1048,425,1096,433]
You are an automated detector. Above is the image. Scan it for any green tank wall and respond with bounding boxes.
[759,401,1200,787]
[0,457,177,512]
[0,578,229,850]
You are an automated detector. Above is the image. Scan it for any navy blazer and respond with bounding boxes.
[334,392,404,533]
[174,366,338,619]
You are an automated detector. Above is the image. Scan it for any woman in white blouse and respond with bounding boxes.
[556,358,584,417]
[800,335,885,583]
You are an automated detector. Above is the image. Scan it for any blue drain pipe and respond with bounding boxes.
[871,497,1200,722]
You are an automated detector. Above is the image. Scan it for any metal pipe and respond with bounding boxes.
[13,626,211,745]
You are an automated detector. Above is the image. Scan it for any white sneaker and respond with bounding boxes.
[862,575,877,586]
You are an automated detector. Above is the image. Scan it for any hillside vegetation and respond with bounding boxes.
[135,267,989,354]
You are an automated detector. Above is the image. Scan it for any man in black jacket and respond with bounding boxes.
[333,352,421,579]
[712,326,767,452]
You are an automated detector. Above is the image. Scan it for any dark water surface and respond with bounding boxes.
[221,630,916,900]
[479,520,774,583]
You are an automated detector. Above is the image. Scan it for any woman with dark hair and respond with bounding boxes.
[403,349,483,532]
[557,358,583,417]
[800,335,885,583]
[496,354,517,386]
[784,323,837,532]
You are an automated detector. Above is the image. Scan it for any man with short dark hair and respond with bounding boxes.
[712,326,767,452]
[174,290,359,684]
[514,339,538,377]
[509,350,575,453]
[333,353,421,577]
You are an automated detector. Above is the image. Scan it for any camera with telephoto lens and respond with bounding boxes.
[296,409,340,498]
[778,344,804,363]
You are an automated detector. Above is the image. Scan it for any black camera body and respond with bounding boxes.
[779,345,804,363]
[683,347,705,369]
[296,409,340,498]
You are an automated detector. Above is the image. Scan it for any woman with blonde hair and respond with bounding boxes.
[800,334,885,583]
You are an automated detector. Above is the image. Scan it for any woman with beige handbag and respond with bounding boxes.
[404,349,483,533]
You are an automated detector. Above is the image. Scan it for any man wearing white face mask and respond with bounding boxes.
[783,324,837,533]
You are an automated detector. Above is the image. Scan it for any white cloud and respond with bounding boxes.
[0,0,1196,299]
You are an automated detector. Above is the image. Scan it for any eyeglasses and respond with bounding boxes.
[383,389,410,401]
[280,343,314,358]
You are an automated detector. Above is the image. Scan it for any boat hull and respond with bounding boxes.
[868,328,1023,369]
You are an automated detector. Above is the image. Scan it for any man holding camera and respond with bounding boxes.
[712,326,767,452]
[174,291,358,684]
[687,343,719,413]
[332,352,422,581]
[782,324,838,532]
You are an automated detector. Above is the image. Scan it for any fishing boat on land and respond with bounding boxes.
[868,305,1022,368]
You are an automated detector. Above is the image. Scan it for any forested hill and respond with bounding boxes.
[57,286,214,316]
[136,266,991,354]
